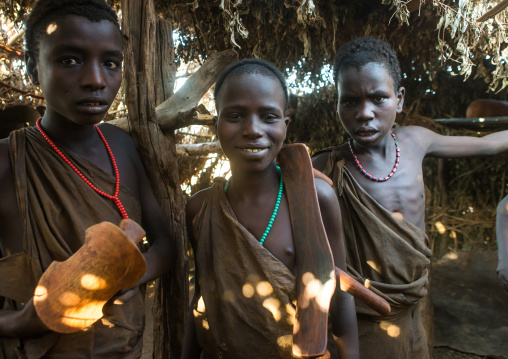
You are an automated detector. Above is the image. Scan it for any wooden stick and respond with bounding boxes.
[477,0,508,22]
[335,267,391,316]
[0,79,44,99]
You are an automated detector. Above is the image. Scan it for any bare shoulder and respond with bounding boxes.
[186,188,211,222]
[314,178,339,211]
[97,123,136,149]
[394,125,437,142]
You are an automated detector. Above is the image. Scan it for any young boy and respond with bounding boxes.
[497,195,508,298]
[312,36,508,358]
[182,59,359,359]
[0,0,174,357]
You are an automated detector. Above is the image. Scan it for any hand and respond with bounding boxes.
[2,298,50,338]
[497,267,508,298]
[110,285,140,305]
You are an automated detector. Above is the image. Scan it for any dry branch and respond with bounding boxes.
[156,49,238,131]
[176,141,221,156]
[0,79,44,99]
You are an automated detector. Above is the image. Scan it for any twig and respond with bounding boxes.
[477,0,508,22]
[0,80,44,99]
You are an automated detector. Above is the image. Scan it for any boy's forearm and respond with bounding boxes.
[330,291,359,359]
[483,130,508,154]
[140,236,174,284]
[0,300,48,338]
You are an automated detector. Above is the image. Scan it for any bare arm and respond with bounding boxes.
[404,126,508,158]
[316,179,359,359]
[497,196,508,297]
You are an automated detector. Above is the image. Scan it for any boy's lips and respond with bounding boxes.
[77,97,109,114]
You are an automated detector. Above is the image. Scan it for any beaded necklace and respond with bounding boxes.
[224,166,283,245]
[36,118,129,219]
[348,131,400,182]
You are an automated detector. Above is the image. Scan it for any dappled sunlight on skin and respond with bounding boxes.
[504,201,508,212]
[256,281,274,296]
[391,211,404,222]
[242,283,255,298]
[80,274,108,290]
[299,271,335,311]
[367,260,382,274]
[262,297,282,321]
[435,221,447,234]
[46,23,58,35]
[380,321,401,338]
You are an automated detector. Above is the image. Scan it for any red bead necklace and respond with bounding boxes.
[348,131,400,182]
[36,118,129,219]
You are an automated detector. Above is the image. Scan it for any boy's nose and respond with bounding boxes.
[242,116,263,138]
[81,62,106,90]
[356,101,374,121]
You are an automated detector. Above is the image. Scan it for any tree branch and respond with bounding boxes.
[176,141,222,156]
[0,79,44,99]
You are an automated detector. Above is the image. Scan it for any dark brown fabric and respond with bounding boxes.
[0,127,145,359]
[320,148,432,359]
[193,178,298,359]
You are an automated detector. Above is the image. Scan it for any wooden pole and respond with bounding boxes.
[121,1,188,358]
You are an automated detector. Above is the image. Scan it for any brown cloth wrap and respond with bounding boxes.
[192,178,337,359]
[318,147,432,359]
[0,127,145,359]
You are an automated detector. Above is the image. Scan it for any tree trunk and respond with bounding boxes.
[121,1,188,358]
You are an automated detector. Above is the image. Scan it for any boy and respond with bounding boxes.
[182,59,359,359]
[0,0,174,357]
[312,36,508,358]
[497,195,508,297]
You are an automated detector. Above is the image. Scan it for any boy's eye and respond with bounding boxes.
[105,61,120,69]
[225,113,242,121]
[262,114,279,122]
[341,99,356,106]
[374,96,386,104]
[60,58,78,65]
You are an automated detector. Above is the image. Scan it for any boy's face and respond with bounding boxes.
[215,73,289,174]
[336,62,404,148]
[28,15,123,126]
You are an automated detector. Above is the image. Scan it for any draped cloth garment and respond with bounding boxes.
[0,127,145,359]
[318,148,432,359]
[192,178,337,359]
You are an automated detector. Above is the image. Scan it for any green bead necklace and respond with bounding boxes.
[224,166,284,245]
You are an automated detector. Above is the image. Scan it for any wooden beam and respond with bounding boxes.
[156,49,238,131]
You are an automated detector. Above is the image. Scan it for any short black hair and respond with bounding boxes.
[334,36,402,91]
[214,58,289,111]
[25,0,120,56]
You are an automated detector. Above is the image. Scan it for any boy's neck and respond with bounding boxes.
[39,112,101,152]
[228,164,280,200]
[352,132,395,157]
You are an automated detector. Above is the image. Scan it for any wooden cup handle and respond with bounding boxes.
[335,267,391,316]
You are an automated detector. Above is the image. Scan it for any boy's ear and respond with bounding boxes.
[25,52,40,86]
[396,86,405,113]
